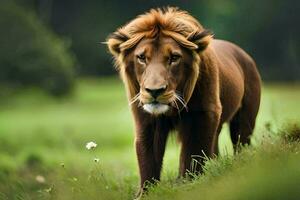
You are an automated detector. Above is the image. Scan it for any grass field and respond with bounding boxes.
[0,78,300,200]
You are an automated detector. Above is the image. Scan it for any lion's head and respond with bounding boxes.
[106,7,213,115]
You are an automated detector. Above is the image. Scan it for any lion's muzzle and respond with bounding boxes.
[141,85,171,115]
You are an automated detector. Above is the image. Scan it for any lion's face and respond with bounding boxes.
[130,36,193,115]
[106,7,213,116]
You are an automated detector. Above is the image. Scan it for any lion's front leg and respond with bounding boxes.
[135,123,169,196]
[178,110,221,177]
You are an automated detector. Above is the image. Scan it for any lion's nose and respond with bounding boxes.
[145,86,167,99]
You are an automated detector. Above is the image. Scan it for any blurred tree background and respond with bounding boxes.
[1,0,299,96]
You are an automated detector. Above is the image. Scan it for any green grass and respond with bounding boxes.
[0,78,299,199]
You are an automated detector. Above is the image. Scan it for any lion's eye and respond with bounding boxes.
[137,54,146,64]
[170,54,181,64]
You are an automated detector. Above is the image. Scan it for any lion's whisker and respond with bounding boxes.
[173,99,182,118]
[129,93,140,105]
[175,93,188,111]
[175,91,185,101]
[130,96,139,105]
[138,101,143,107]
[175,92,187,105]
[175,94,186,107]
[173,99,179,110]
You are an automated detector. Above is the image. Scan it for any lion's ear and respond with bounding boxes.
[188,30,213,52]
[106,30,129,57]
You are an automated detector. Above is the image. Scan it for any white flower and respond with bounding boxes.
[36,175,45,183]
[94,158,100,163]
[86,141,97,150]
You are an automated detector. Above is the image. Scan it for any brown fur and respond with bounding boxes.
[106,7,261,196]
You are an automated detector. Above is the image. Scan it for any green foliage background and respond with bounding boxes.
[0,1,76,96]
[47,0,300,80]
[1,0,299,96]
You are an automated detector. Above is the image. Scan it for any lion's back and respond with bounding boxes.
[211,39,261,122]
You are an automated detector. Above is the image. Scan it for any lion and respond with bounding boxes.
[106,7,261,196]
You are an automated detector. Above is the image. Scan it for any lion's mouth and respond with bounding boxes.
[142,101,170,115]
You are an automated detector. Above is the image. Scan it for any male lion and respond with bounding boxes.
[106,7,261,195]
